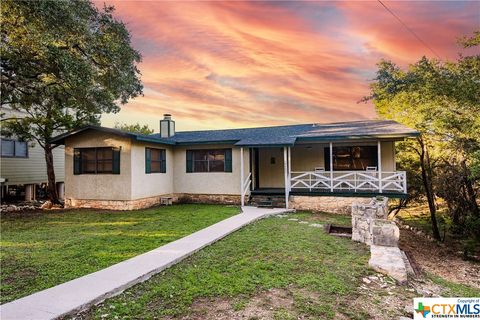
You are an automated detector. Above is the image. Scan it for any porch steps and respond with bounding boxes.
[249,194,286,208]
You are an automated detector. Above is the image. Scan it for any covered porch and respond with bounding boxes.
[239,140,407,207]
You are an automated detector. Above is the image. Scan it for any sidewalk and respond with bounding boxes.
[0,206,290,320]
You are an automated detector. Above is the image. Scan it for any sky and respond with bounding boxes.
[98,1,479,132]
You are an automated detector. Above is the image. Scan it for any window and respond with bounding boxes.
[73,147,120,174]
[186,149,232,173]
[145,148,166,173]
[1,139,28,158]
[325,146,377,171]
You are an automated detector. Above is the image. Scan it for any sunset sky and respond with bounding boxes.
[98,1,479,132]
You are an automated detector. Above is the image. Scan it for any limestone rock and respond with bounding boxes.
[369,245,408,284]
[40,201,53,209]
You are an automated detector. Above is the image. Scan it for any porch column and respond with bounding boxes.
[288,146,292,192]
[57,182,65,200]
[283,147,289,209]
[377,140,383,193]
[25,184,34,202]
[240,147,245,207]
[329,142,333,192]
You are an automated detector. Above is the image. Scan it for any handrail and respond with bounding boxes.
[241,172,252,205]
[290,171,406,193]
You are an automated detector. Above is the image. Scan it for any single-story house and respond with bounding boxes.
[50,114,419,212]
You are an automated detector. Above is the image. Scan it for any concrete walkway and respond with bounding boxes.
[1,206,290,320]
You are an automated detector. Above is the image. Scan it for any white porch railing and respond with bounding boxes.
[290,171,407,193]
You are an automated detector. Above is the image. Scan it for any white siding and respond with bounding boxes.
[1,108,65,185]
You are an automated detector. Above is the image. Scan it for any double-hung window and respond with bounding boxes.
[186,149,232,173]
[73,147,120,174]
[145,148,166,173]
[1,139,28,158]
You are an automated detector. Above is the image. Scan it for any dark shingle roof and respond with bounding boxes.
[51,120,419,146]
[150,120,418,146]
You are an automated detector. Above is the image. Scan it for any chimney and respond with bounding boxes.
[160,114,175,138]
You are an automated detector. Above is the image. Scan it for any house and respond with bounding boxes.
[50,114,418,212]
[1,107,65,201]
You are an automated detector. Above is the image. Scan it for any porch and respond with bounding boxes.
[239,140,408,208]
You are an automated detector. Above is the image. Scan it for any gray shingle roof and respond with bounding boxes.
[150,120,418,146]
[51,120,419,147]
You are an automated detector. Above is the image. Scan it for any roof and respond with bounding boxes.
[49,126,177,146]
[50,120,419,147]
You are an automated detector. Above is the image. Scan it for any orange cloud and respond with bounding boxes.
[97,1,478,131]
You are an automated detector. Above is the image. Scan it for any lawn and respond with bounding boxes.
[0,204,238,304]
[80,212,372,319]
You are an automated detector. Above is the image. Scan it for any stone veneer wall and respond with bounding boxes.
[176,194,241,205]
[351,197,399,247]
[290,196,373,214]
[65,193,241,210]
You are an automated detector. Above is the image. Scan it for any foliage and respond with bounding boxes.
[83,212,371,319]
[114,122,154,135]
[0,0,142,202]
[0,204,237,303]
[365,30,480,241]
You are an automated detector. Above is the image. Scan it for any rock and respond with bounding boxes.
[404,303,414,314]
[362,277,372,284]
[299,221,309,224]
[41,201,53,209]
[309,223,323,228]
[369,245,408,285]
[399,317,412,320]
[288,218,299,221]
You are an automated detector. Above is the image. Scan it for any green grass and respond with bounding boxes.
[0,204,238,303]
[428,274,480,297]
[397,204,450,237]
[84,212,370,319]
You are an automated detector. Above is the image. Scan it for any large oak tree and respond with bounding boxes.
[365,31,480,241]
[1,0,142,203]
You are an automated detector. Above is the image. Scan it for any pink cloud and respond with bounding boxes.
[97,1,478,131]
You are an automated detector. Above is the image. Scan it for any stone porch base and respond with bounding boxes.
[65,193,241,210]
[66,194,384,213]
[290,196,374,214]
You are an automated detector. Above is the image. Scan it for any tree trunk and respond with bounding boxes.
[44,143,60,204]
[418,137,441,240]
[460,160,479,217]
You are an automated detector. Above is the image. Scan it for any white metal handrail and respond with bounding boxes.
[290,171,406,193]
[241,172,252,204]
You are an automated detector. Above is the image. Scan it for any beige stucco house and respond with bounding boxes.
[51,115,418,211]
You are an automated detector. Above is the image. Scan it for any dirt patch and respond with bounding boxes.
[399,229,480,288]
[344,273,451,320]
[176,288,295,320]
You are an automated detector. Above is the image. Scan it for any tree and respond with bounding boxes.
[365,30,480,241]
[114,122,154,135]
[1,0,143,203]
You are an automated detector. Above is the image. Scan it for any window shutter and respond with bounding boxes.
[225,149,232,172]
[161,150,166,173]
[186,150,193,173]
[145,148,151,173]
[73,148,81,175]
[112,148,121,174]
